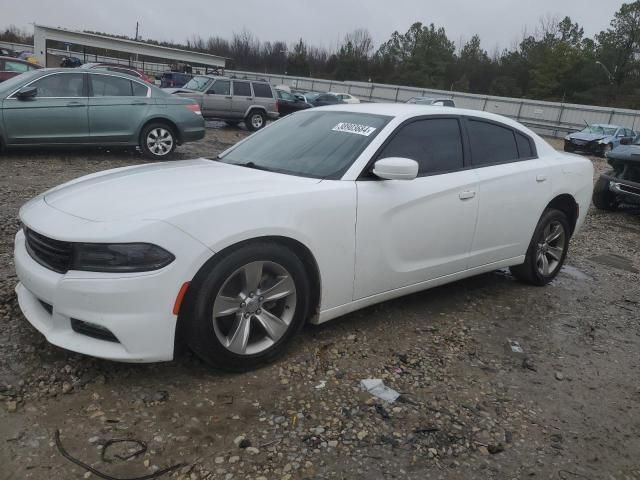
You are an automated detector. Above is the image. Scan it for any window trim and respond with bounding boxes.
[358,114,470,180]
[206,79,231,96]
[463,116,538,168]
[231,80,253,98]
[88,72,151,98]
[6,71,88,99]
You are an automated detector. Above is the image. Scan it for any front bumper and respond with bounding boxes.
[267,111,280,120]
[566,139,605,152]
[14,223,211,362]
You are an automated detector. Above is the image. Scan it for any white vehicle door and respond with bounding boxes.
[354,117,479,300]
[464,117,552,267]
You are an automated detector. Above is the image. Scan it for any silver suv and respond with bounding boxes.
[167,75,279,131]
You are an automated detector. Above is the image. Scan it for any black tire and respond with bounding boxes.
[245,110,266,132]
[592,176,618,210]
[563,142,575,153]
[184,242,310,371]
[139,122,177,160]
[510,209,570,286]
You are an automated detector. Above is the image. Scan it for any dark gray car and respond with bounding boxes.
[166,75,279,131]
[0,69,205,159]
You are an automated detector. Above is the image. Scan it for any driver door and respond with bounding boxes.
[354,117,479,300]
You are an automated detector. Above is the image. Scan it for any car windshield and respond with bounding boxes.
[182,75,212,91]
[582,125,617,135]
[218,111,392,179]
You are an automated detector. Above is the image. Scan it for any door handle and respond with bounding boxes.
[536,175,547,183]
[66,101,84,107]
[459,190,476,200]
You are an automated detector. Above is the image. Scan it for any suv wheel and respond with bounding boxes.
[140,123,176,160]
[510,209,570,286]
[246,110,266,132]
[184,242,310,371]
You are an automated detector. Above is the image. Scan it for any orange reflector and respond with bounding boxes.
[173,282,190,315]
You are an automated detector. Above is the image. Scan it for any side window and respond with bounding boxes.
[207,80,230,95]
[132,81,149,97]
[5,61,30,73]
[252,82,273,98]
[232,81,251,97]
[378,118,464,176]
[467,119,519,166]
[515,131,534,158]
[91,75,132,96]
[29,73,84,97]
[442,100,455,107]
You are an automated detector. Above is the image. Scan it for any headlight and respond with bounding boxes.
[564,135,570,141]
[71,243,175,273]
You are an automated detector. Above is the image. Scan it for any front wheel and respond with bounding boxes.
[140,123,176,160]
[510,209,570,286]
[185,243,310,371]
[245,110,266,132]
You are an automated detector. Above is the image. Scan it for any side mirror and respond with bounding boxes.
[16,86,37,100]
[372,157,419,180]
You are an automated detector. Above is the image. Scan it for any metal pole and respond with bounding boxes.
[516,101,524,121]
[608,110,615,124]
[555,105,565,138]
[395,87,400,102]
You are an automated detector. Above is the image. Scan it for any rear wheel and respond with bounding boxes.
[185,243,310,371]
[245,110,266,132]
[510,209,570,286]
[592,176,618,210]
[140,123,176,160]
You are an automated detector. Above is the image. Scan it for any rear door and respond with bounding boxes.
[202,79,231,117]
[3,72,89,144]
[88,73,151,143]
[465,117,552,267]
[231,80,253,119]
[354,117,479,299]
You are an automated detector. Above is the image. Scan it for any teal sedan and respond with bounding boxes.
[0,69,205,159]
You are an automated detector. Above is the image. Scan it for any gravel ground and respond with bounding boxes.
[0,130,639,480]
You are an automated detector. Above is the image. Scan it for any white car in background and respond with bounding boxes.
[329,92,360,103]
[14,104,593,370]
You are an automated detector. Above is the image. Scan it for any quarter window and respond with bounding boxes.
[252,82,273,98]
[91,75,132,96]
[233,81,251,97]
[29,73,84,97]
[132,81,149,97]
[378,118,464,175]
[207,80,230,95]
[515,131,534,158]
[467,119,519,165]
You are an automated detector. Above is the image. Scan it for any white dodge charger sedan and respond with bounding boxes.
[14,104,593,370]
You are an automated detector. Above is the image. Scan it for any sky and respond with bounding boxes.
[1,0,626,52]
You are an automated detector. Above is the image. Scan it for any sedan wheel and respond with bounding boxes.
[140,123,177,159]
[212,261,296,355]
[184,242,310,371]
[535,221,565,276]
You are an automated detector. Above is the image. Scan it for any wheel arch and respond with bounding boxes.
[139,117,182,144]
[174,235,322,352]
[243,105,267,118]
[544,193,579,236]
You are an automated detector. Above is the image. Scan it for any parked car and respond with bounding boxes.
[167,75,279,131]
[0,48,15,57]
[0,69,204,159]
[297,91,321,103]
[329,92,360,104]
[0,56,41,83]
[275,89,311,116]
[310,93,345,107]
[406,96,456,107]
[80,63,154,84]
[160,71,193,88]
[13,104,593,370]
[60,56,83,68]
[593,138,640,210]
[564,124,635,156]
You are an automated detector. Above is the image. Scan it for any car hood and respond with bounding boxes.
[569,132,607,142]
[43,159,320,222]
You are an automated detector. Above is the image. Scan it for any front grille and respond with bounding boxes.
[70,319,119,343]
[24,228,72,273]
[619,183,640,196]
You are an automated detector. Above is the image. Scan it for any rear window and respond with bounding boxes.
[132,81,149,96]
[252,82,273,98]
[92,74,132,96]
[468,119,519,166]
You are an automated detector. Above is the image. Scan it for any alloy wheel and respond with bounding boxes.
[146,128,174,156]
[251,114,264,130]
[212,260,296,355]
[535,220,566,276]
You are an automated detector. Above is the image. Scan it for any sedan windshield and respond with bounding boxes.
[182,76,212,91]
[582,125,617,135]
[218,111,391,179]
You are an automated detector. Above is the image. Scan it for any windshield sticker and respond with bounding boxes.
[332,122,377,136]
